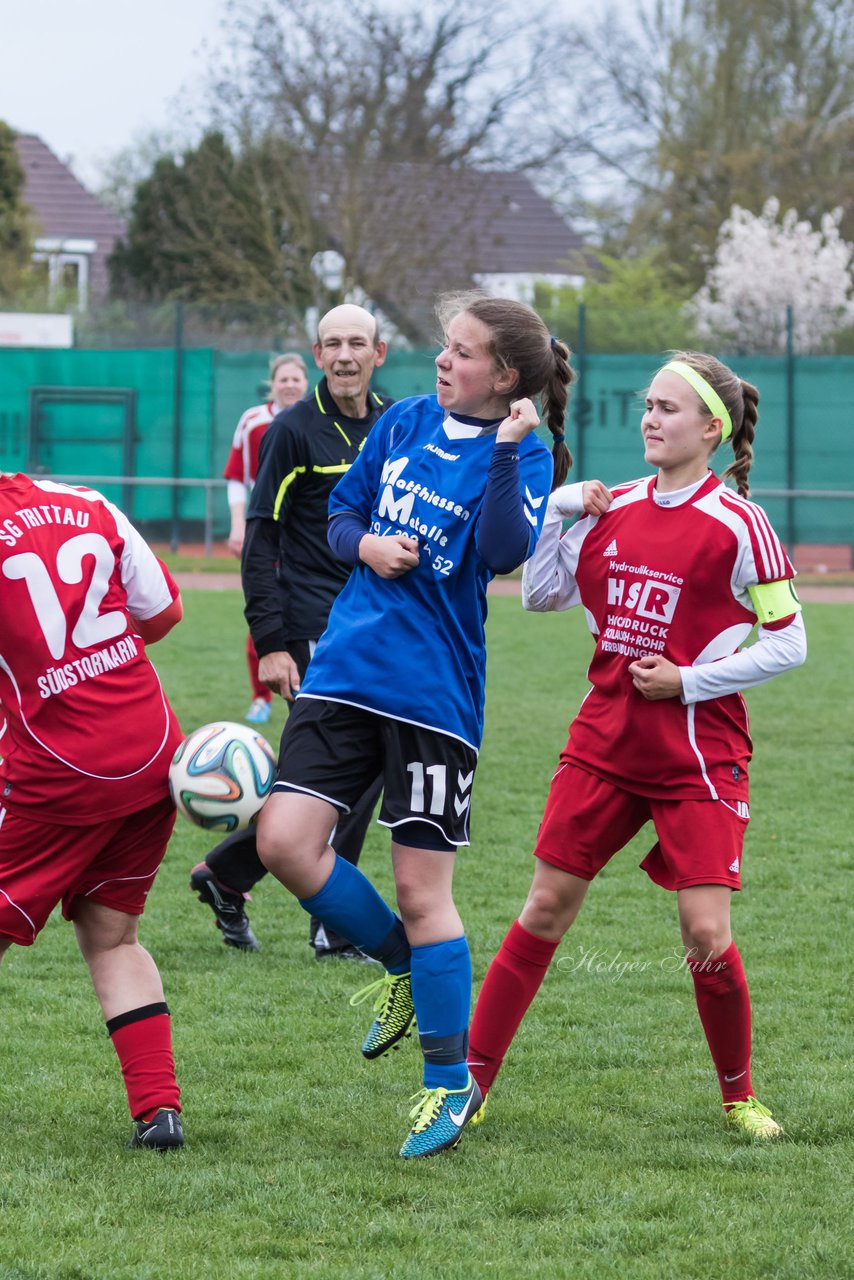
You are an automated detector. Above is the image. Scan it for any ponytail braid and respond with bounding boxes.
[542,337,575,489]
[722,379,758,498]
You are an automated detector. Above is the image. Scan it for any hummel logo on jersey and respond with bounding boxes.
[603,539,618,556]
[728,856,740,874]
[454,769,473,817]
[523,485,545,528]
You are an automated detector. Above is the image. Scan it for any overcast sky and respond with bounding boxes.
[2,0,621,193]
[1,0,230,187]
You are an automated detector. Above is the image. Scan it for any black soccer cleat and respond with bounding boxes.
[312,922,377,964]
[315,943,377,964]
[129,1108,184,1151]
[190,862,260,951]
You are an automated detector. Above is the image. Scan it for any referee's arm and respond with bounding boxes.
[241,516,287,657]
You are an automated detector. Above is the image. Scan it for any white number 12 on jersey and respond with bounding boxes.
[3,533,127,660]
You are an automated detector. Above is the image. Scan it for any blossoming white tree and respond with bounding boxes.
[692,200,854,354]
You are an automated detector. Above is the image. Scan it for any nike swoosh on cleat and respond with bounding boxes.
[723,1070,747,1082]
[447,1094,479,1128]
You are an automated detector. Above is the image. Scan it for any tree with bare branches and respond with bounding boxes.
[110,0,572,339]
[210,0,553,170]
[547,0,854,283]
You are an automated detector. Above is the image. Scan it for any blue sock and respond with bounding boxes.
[411,935,472,1090]
[298,857,410,973]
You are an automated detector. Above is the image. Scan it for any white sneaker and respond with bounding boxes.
[245,697,272,724]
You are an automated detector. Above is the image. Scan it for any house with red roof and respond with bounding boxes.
[14,133,124,310]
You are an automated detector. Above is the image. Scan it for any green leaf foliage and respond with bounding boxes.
[534,255,697,354]
[0,120,35,300]
[110,131,322,306]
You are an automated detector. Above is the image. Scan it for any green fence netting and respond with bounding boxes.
[1,346,851,548]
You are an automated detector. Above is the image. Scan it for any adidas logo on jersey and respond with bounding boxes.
[728,856,740,874]
[603,539,618,557]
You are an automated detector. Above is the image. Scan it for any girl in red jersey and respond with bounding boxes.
[468,351,806,1139]
[0,474,186,1150]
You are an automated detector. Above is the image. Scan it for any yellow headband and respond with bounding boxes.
[662,361,733,443]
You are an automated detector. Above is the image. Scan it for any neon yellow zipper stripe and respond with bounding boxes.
[273,466,306,520]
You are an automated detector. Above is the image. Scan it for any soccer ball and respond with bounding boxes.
[169,721,277,832]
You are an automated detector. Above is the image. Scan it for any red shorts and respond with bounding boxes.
[533,762,749,892]
[0,796,176,946]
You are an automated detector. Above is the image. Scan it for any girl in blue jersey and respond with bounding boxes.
[257,294,574,1157]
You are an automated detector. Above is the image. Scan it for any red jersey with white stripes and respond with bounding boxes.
[0,475,183,824]
[222,402,276,487]
[554,472,794,801]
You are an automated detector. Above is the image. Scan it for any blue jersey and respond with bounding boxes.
[298,395,553,749]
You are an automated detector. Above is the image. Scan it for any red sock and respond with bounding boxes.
[469,919,559,1096]
[246,634,271,702]
[687,940,753,1106]
[107,1003,181,1121]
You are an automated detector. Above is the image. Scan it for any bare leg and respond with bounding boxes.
[519,858,592,940]
[256,790,339,897]
[73,900,165,1020]
[391,843,461,945]
[677,884,733,960]
[72,899,180,1131]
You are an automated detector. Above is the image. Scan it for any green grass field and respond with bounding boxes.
[1,593,851,1280]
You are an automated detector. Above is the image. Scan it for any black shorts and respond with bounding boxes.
[273,696,478,849]
[283,638,315,686]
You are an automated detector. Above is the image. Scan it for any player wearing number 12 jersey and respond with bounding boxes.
[0,473,185,1151]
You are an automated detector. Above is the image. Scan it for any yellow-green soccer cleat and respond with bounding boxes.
[400,1075,483,1158]
[469,1091,489,1127]
[725,1096,784,1139]
[349,971,415,1059]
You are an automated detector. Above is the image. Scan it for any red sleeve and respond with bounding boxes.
[131,594,183,644]
[223,446,244,483]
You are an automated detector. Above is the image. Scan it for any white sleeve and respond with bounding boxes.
[227,479,248,508]
[110,514,175,619]
[679,613,807,704]
[521,490,587,613]
[547,482,587,518]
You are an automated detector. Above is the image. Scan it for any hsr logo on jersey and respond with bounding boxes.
[607,576,681,623]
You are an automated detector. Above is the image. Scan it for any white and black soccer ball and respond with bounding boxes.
[169,721,277,832]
